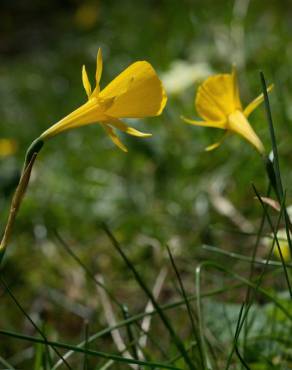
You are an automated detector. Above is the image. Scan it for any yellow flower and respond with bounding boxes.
[264,229,291,262]
[0,139,17,157]
[274,239,291,262]
[182,67,273,153]
[41,49,167,152]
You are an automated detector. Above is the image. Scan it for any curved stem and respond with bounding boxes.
[0,138,44,263]
[24,137,44,170]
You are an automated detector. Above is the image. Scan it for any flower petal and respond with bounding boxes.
[100,61,167,118]
[82,65,92,98]
[228,110,264,153]
[195,71,242,122]
[109,119,152,137]
[243,84,274,117]
[103,125,128,152]
[205,132,229,151]
[95,48,103,93]
[205,142,222,151]
[181,116,226,129]
[232,66,242,111]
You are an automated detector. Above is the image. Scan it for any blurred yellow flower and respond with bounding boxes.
[74,3,99,30]
[274,239,290,261]
[182,67,273,153]
[41,49,167,152]
[0,139,17,157]
[264,229,291,262]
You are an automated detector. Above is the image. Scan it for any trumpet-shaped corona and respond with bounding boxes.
[41,49,167,151]
[182,67,273,153]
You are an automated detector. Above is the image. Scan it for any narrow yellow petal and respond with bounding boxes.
[232,65,242,111]
[243,84,274,117]
[82,65,92,98]
[100,61,167,118]
[109,119,152,137]
[205,132,229,151]
[95,48,103,93]
[227,110,264,153]
[181,116,226,129]
[205,142,221,151]
[103,125,128,152]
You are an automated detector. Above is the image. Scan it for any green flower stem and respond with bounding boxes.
[264,156,280,201]
[24,137,44,170]
[264,155,292,233]
[0,137,44,263]
[260,72,292,259]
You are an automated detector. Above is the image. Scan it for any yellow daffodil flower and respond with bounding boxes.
[40,49,167,152]
[0,139,17,157]
[182,67,273,154]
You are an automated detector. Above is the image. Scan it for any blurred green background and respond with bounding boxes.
[1,0,292,367]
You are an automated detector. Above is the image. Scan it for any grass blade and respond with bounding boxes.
[52,283,244,369]
[0,277,71,369]
[202,244,292,268]
[260,72,292,258]
[0,329,182,370]
[253,186,292,296]
[54,231,122,309]
[102,223,196,370]
[166,245,204,368]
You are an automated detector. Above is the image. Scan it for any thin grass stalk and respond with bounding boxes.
[95,274,138,369]
[226,187,286,367]
[0,329,182,370]
[138,267,167,354]
[0,277,71,369]
[195,265,213,370]
[232,304,248,369]
[202,245,292,268]
[52,283,245,369]
[260,72,292,256]
[54,231,123,309]
[234,346,250,370]
[102,223,196,370]
[241,184,271,359]
[34,342,44,370]
[55,231,166,361]
[194,261,292,370]
[42,321,53,369]
[254,187,292,296]
[98,360,114,370]
[167,342,199,366]
[166,245,204,368]
[122,305,140,366]
[0,355,15,369]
